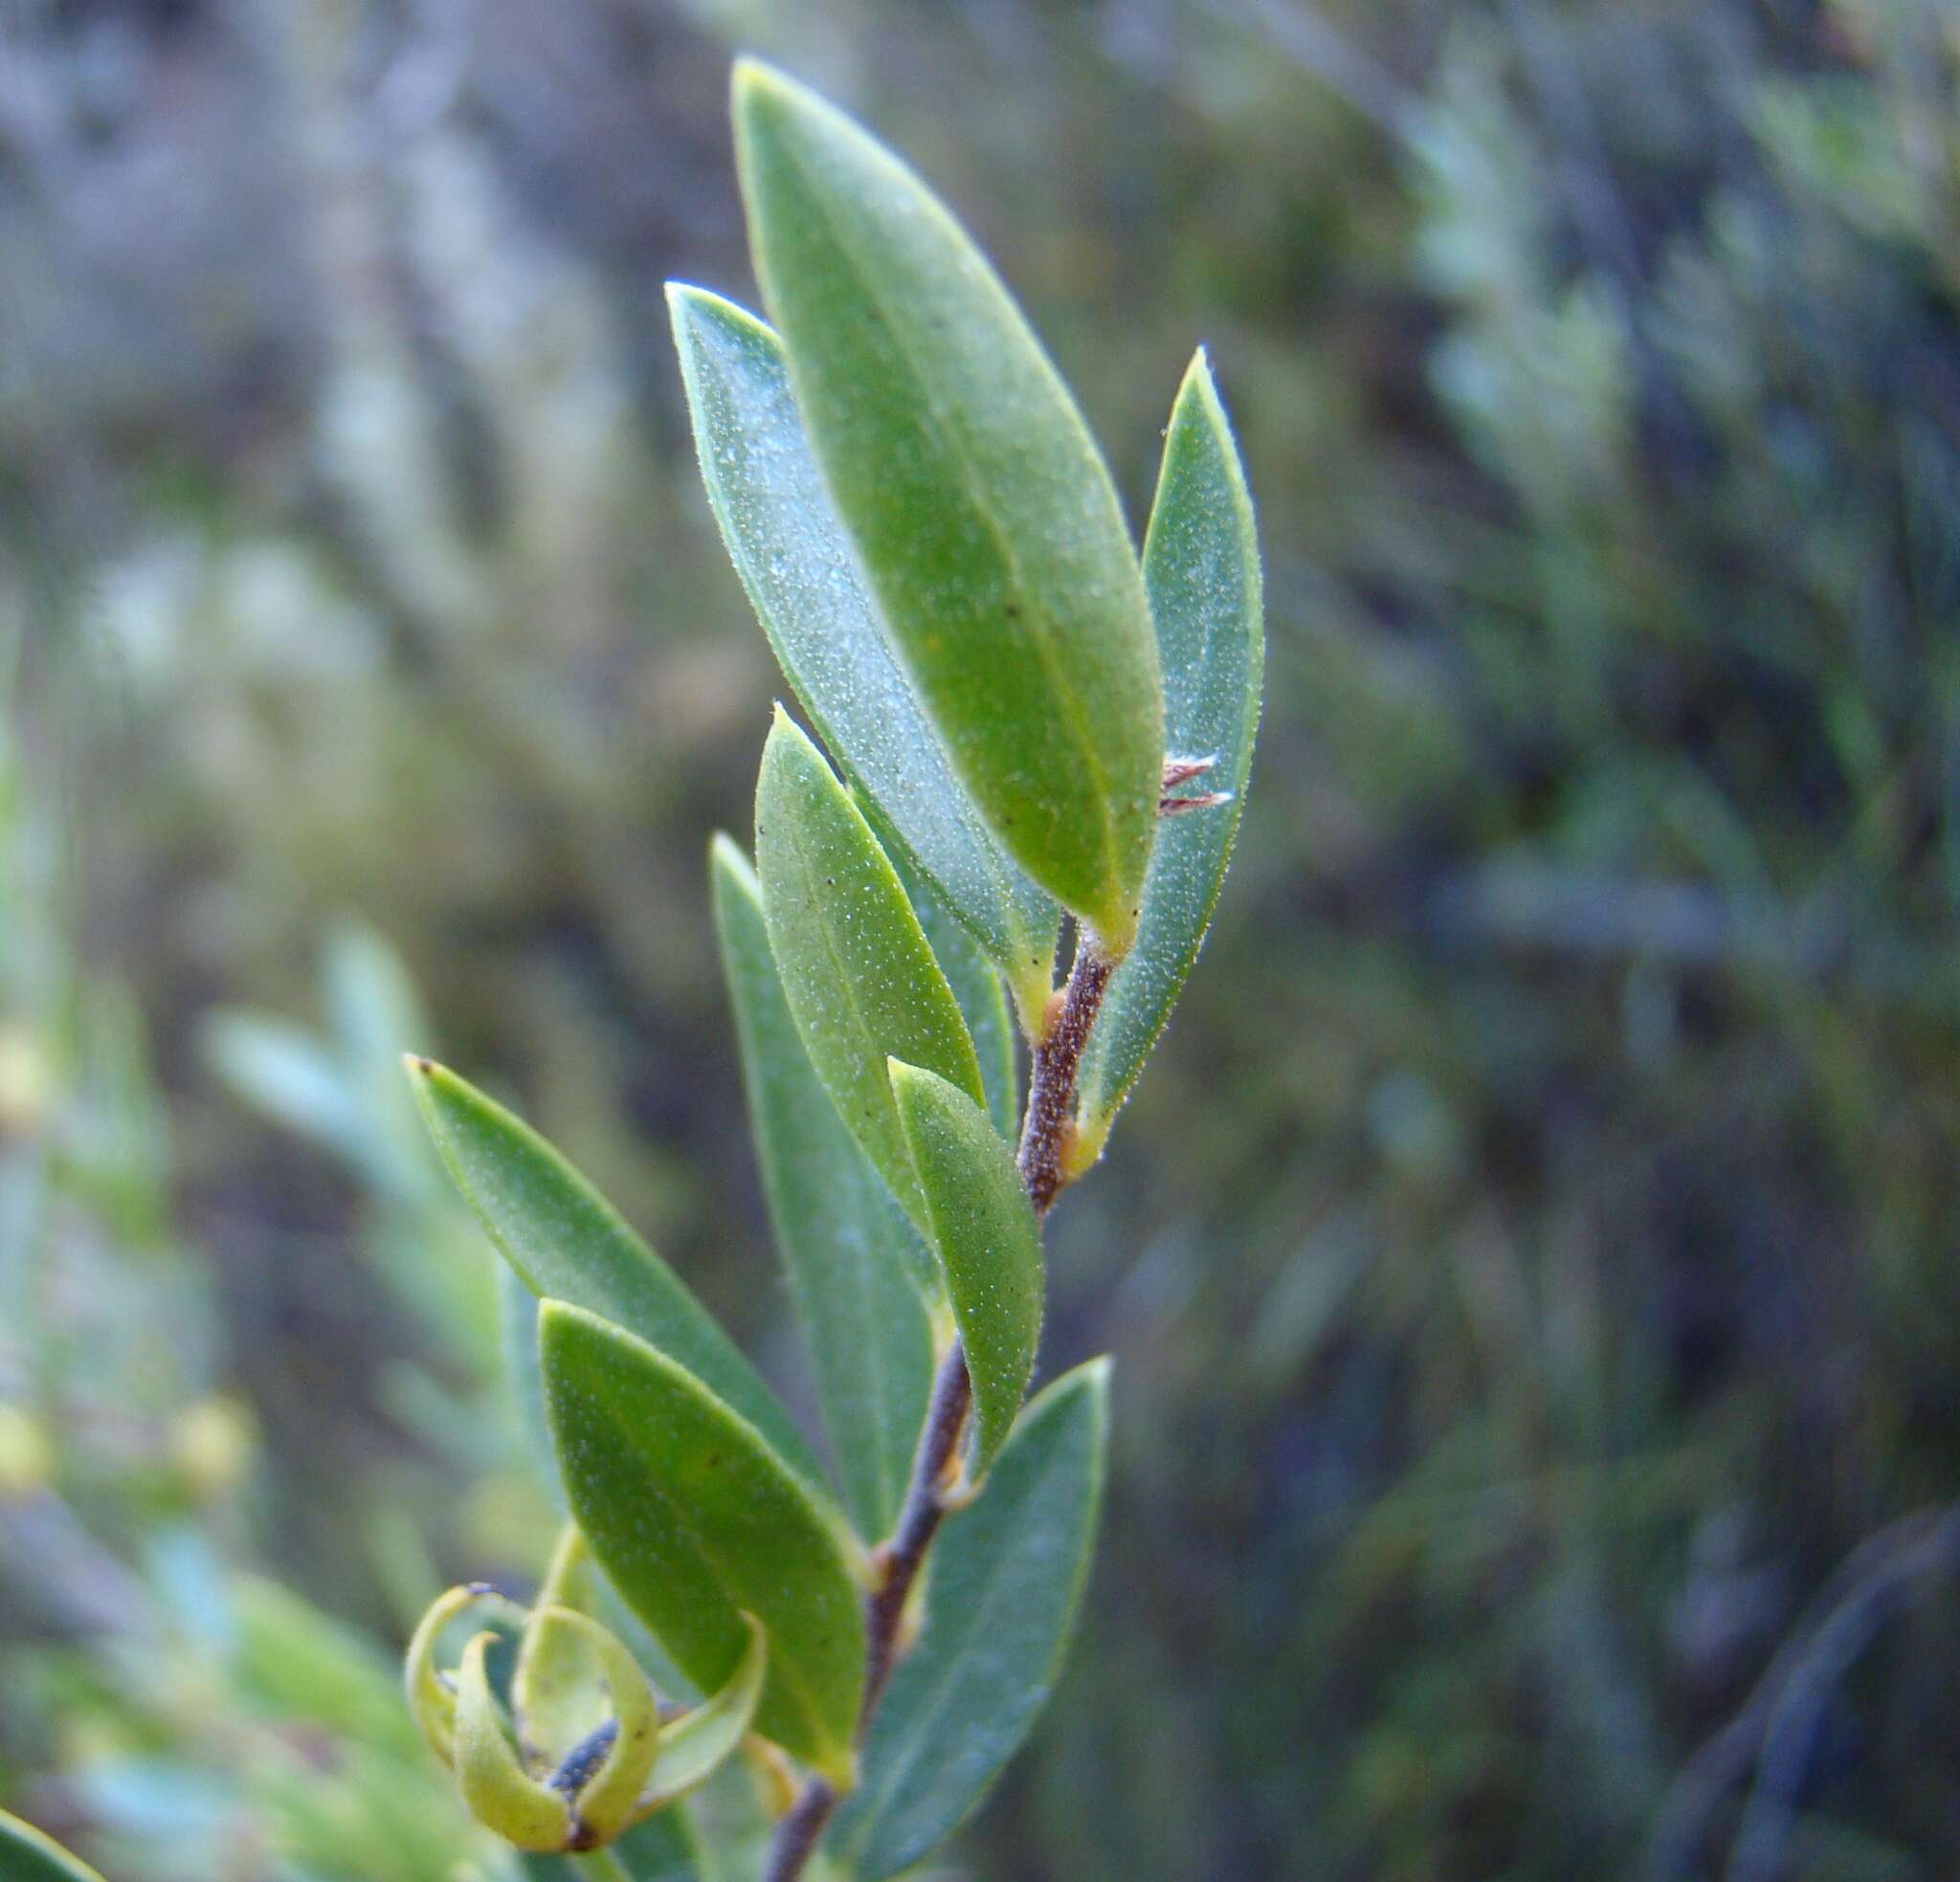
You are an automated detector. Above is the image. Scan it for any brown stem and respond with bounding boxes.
[1016,939,1114,1216]
[760,1776,837,1882]
[860,1340,973,1719]
[761,1341,971,1880]
[766,938,1110,1880]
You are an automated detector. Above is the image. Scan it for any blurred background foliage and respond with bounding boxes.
[3,0,1960,1877]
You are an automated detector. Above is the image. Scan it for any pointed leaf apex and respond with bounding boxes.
[708,830,753,883]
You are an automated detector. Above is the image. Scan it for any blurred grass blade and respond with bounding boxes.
[887,1061,1042,1477]
[541,1301,867,1787]
[754,710,985,1239]
[204,1012,367,1167]
[0,1809,110,1882]
[408,1058,825,1492]
[712,833,936,1539]
[830,1359,1109,1878]
[670,284,1058,1011]
[734,60,1164,949]
[1079,353,1263,1147]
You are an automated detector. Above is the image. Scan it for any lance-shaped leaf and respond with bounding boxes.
[408,1057,824,1492]
[830,1359,1110,1877]
[1077,353,1263,1153]
[754,710,985,1238]
[671,284,1058,1017]
[889,840,1020,1140]
[734,61,1164,951]
[541,1301,867,1787]
[713,834,936,1539]
[887,1062,1042,1477]
[0,1810,110,1882]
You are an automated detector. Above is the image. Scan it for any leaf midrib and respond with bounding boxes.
[591,1393,858,1765]
[690,305,1041,964]
[765,133,1133,919]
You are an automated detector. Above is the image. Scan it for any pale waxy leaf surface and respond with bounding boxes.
[1079,353,1263,1146]
[540,1301,867,1786]
[0,1810,110,1882]
[671,284,1058,1008]
[887,1061,1042,1477]
[711,834,935,1539]
[830,1359,1110,1878]
[754,711,985,1240]
[734,61,1164,949]
[408,1058,824,1491]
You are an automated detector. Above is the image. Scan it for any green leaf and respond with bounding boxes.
[0,1809,109,1882]
[670,285,1058,1015]
[733,61,1164,950]
[753,711,985,1239]
[713,835,936,1539]
[887,1062,1042,1477]
[888,841,1020,1141]
[1078,353,1263,1148]
[829,1359,1109,1878]
[408,1058,825,1491]
[499,1262,556,1488]
[540,1301,867,1787]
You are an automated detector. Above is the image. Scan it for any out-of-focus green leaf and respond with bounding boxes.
[733,61,1164,950]
[753,711,984,1239]
[0,1809,109,1882]
[407,1058,824,1491]
[711,835,936,1539]
[830,1359,1109,1877]
[891,842,1020,1140]
[234,1574,428,1760]
[540,1301,867,1787]
[670,285,1058,1015]
[203,1012,365,1165]
[1078,353,1263,1148]
[499,1262,555,1487]
[887,1062,1042,1477]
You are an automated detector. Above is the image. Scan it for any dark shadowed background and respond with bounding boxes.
[4,2,1960,1878]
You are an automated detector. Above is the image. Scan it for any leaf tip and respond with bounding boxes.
[708,829,752,882]
[730,54,815,130]
[1173,344,1229,434]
